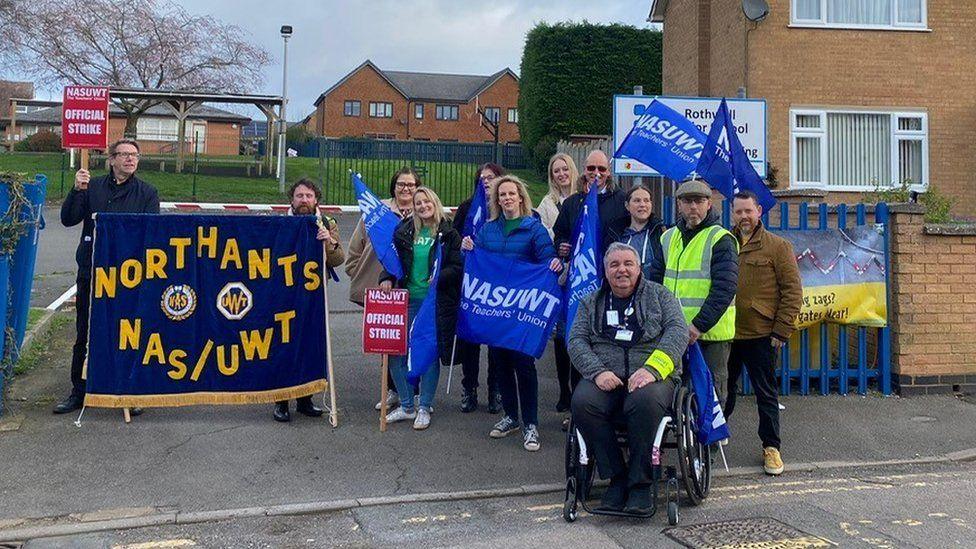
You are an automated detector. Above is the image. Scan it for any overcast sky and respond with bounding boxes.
[19,0,656,120]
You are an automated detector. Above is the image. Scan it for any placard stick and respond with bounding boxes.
[322,241,339,427]
[80,148,89,171]
[380,354,389,432]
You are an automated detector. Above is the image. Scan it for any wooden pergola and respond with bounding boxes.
[107,88,285,176]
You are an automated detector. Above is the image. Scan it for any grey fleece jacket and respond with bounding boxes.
[569,278,688,382]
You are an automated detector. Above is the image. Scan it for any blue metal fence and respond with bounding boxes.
[0,175,47,415]
[662,197,892,396]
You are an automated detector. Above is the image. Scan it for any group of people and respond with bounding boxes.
[55,139,802,513]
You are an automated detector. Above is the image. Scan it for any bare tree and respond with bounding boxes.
[1,0,271,134]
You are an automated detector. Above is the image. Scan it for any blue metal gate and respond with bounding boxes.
[661,197,892,396]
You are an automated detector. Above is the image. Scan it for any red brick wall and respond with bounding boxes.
[661,0,976,216]
[889,205,976,394]
[106,117,242,156]
[315,66,520,143]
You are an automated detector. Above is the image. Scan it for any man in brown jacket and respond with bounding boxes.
[726,191,802,476]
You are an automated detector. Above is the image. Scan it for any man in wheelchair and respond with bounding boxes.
[568,242,689,514]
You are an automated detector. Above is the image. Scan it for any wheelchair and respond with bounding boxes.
[562,375,711,525]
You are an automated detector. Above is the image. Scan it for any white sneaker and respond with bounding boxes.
[413,408,431,430]
[385,406,416,423]
[523,424,540,452]
[375,390,399,411]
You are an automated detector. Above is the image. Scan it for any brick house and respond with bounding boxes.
[649,0,976,215]
[7,101,249,155]
[312,60,520,143]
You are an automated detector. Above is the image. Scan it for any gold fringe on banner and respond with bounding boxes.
[83,379,329,408]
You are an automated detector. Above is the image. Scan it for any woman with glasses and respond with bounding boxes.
[453,163,506,415]
[346,166,421,411]
[460,175,562,452]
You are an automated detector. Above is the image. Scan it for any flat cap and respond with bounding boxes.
[675,180,713,199]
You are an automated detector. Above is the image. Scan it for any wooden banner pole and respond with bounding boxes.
[380,354,389,432]
[80,148,89,171]
[322,241,339,428]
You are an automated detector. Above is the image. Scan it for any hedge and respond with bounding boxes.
[518,22,662,174]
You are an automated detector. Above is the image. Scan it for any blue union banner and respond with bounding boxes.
[85,214,328,408]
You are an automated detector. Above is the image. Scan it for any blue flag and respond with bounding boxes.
[352,172,404,280]
[565,182,602,336]
[407,242,442,381]
[457,248,561,358]
[696,98,776,211]
[461,178,488,238]
[685,343,731,446]
[614,99,708,181]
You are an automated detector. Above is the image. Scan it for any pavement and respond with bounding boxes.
[6,206,976,546]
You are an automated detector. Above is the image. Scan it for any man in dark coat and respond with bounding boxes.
[552,150,630,261]
[55,138,160,414]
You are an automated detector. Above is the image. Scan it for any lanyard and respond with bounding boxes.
[605,291,637,329]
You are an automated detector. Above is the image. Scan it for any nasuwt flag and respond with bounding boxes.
[458,248,561,358]
[85,214,327,407]
[406,242,442,381]
[783,226,887,328]
[685,343,730,446]
[353,172,404,279]
[614,99,708,182]
[696,98,776,211]
[565,182,601,336]
[461,179,488,238]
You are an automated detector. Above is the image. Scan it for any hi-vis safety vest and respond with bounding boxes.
[661,224,738,341]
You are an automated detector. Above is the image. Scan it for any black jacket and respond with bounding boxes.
[380,218,463,365]
[652,208,738,335]
[552,184,630,259]
[60,171,160,279]
[610,216,666,284]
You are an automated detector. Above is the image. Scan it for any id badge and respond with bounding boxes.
[606,310,620,326]
[615,329,634,342]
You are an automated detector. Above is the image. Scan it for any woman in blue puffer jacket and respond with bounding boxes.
[461,175,562,453]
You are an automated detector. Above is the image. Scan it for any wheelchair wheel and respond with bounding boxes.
[676,386,711,505]
[667,500,679,526]
[563,478,579,523]
[564,421,577,479]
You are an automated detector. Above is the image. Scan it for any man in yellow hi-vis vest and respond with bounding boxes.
[654,180,739,407]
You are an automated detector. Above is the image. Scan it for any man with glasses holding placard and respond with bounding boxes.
[55,138,160,414]
[552,150,630,262]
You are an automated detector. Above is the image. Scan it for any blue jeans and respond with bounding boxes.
[389,300,440,412]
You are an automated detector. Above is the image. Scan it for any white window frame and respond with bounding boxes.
[343,100,361,117]
[483,106,500,123]
[136,117,179,142]
[415,103,424,119]
[790,108,928,192]
[790,0,928,31]
[507,108,518,123]
[369,102,393,118]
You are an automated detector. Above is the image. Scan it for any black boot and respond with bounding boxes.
[487,388,503,414]
[296,396,323,417]
[598,474,628,512]
[460,388,477,413]
[273,401,291,422]
[53,393,84,415]
[555,392,571,413]
[624,483,653,514]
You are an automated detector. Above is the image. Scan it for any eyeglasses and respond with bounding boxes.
[585,165,608,173]
[112,152,140,159]
[396,182,418,189]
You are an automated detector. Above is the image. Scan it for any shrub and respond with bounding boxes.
[13,130,61,152]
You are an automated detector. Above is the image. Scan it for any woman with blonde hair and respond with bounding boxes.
[536,153,579,237]
[461,175,562,451]
[379,187,463,430]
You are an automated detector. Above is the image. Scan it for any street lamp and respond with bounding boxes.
[277,24,293,193]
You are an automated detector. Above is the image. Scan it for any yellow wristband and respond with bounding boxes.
[644,349,675,380]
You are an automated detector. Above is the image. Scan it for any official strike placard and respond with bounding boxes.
[362,289,408,355]
[61,85,110,149]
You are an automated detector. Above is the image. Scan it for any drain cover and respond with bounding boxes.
[666,517,833,548]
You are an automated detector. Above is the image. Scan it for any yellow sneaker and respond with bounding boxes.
[763,447,784,475]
